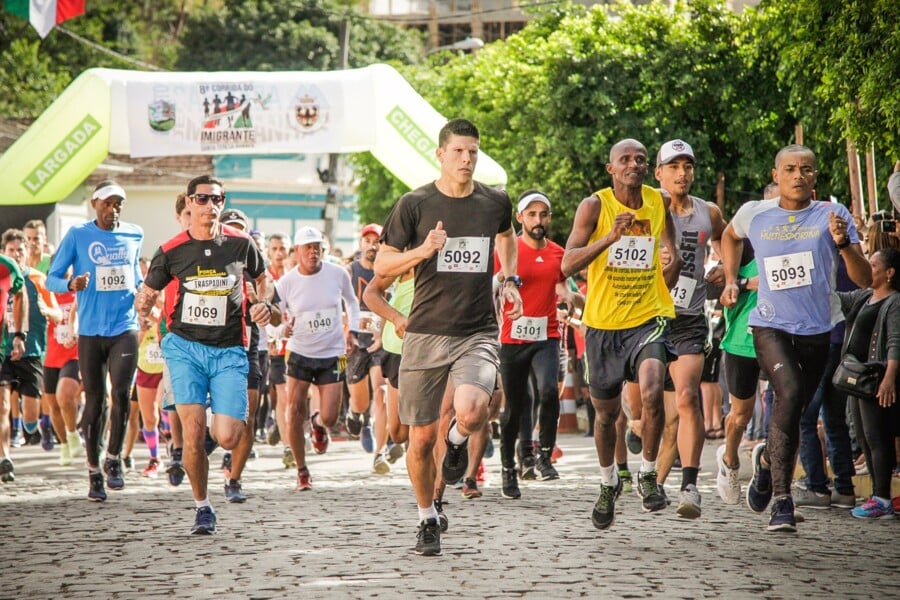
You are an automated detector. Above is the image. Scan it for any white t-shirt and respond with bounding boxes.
[275,262,359,359]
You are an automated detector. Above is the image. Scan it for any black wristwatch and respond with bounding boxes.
[835,238,851,250]
[505,275,523,288]
[13,332,27,342]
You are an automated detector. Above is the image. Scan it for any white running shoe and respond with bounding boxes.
[716,444,741,505]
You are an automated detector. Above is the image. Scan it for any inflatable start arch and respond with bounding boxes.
[0,63,507,206]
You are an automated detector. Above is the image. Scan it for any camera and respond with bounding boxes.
[880,220,896,233]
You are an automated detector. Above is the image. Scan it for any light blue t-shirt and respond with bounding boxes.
[731,198,858,336]
[46,220,144,337]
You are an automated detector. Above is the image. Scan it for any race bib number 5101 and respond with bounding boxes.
[437,237,490,273]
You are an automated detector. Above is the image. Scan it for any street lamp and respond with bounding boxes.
[426,37,485,55]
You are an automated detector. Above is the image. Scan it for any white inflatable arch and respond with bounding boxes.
[0,63,506,206]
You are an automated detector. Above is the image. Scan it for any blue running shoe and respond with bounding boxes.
[166,448,185,487]
[191,506,217,535]
[360,425,374,453]
[484,437,495,459]
[746,442,772,513]
[767,495,797,532]
[104,458,125,490]
[88,472,106,502]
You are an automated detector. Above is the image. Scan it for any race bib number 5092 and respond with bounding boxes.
[437,237,490,273]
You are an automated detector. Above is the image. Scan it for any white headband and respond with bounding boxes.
[92,184,127,201]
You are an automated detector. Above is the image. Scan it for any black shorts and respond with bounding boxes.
[247,348,261,390]
[257,350,270,393]
[701,338,722,383]
[381,351,401,389]
[346,336,385,385]
[668,313,709,356]
[43,359,81,394]
[286,352,346,386]
[723,351,760,399]
[567,348,587,389]
[269,354,286,386]
[0,356,43,398]
[585,317,676,400]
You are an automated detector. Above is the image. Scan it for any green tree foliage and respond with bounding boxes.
[176,0,424,71]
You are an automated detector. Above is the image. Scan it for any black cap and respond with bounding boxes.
[219,208,249,229]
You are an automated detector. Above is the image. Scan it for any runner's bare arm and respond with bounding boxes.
[374,222,447,278]
[705,202,727,286]
[494,226,518,279]
[719,223,744,308]
[135,283,161,318]
[249,272,273,326]
[660,192,683,289]
[562,196,604,277]
[830,210,872,288]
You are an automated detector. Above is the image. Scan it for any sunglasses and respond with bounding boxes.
[191,193,226,206]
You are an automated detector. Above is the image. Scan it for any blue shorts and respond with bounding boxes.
[161,333,249,421]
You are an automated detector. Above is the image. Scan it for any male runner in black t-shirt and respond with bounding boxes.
[376,118,522,556]
[136,175,271,535]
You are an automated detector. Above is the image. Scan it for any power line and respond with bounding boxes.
[55,26,164,71]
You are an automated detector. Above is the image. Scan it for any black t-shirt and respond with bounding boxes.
[381,181,512,336]
[145,225,266,348]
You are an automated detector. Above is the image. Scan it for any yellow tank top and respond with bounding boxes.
[582,185,675,330]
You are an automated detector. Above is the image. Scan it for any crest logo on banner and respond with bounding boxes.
[147,100,176,132]
[290,86,329,134]
[198,83,257,151]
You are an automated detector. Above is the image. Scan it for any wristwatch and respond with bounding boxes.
[835,238,851,250]
[13,332,27,342]
[505,275,523,288]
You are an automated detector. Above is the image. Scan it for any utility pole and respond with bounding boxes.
[322,18,350,247]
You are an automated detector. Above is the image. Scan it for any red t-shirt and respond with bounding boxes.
[45,291,79,368]
[496,237,565,344]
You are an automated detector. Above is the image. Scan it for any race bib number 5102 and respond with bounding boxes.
[607,236,654,270]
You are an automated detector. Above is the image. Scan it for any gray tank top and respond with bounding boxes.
[670,196,712,314]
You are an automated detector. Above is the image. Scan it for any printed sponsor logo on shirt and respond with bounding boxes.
[183,267,239,296]
[88,242,131,265]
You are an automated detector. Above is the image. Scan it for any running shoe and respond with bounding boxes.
[535,452,560,481]
[373,453,390,475]
[618,469,633,494]
[40,424,54,451]
[491,420,501,439]
[25,428,42,446]
[676,484,702,519]
[793,483,831,509]
[501,467,521,499]
[309,412,330,455]
[434,499,449,532]
[484,436,494,459]
[520,455,537,481]
[296,466,312,491]
[0,457,14,483]
[637,470,666,512]
[591,476,623,530]
[831,490,857,509]
[851,496,894,519]
[715,444,741,505]
[475,459,486,484]
[746,442,773,513]
[88,472,106,502]
[224,478,247,503]
[166,449,185,487]
[221,452,232,474]
[266,419,280,446]
[461,477,482,499]
[141,458,160,478]
[104,458,125,490]
[10,428,24,448]
[283,447,297,469]
[360,425,374,453]
[767,495,797,532]
[203,428,219,456]
[191,506,217,535]
[345,412,363,438]
[59,443,73,466]
[67,431,84,458]
[625,426,642,454]
[387,441,405,464]
[441,419,468,485]
[415,518,441,556]
[122,456,134,471]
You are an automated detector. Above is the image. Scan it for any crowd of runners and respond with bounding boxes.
[1,119,898,555]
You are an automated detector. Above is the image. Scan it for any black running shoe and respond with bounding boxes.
[345,412,363,438]
[104,458,125,490]
[221,452,232,473]
[88,472,106,502]
[204,428,219,456]
[767,495,797,532]
[0,457,14,483]
[520,455,537,481]
[224,478,247,503]
[747,442,773,513]
[415,518,441,556]
[625,427,643,455]
[434,499,448,532]
[191,506,217,535]
[166,448,185,487]
[441,420,468,485]
[501,467,521,499]
[591,476,623,530]
[637,470,666,512]
[535,453,559,481]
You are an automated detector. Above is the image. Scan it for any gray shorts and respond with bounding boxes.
[668,312,709,356]
[585,316,676,400]
[398,331,500,426]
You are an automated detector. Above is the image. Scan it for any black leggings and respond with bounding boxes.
[850,396,900,499]
[78,332,139,468]
[498,339,560,468]
[753,327,830,497]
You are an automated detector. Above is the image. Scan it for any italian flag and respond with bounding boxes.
[5,0,85,38]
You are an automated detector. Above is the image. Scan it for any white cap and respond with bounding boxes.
[517,192,551,214]
[92,184,127,201]
[656,139,695,166]
[294,226,324,247]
